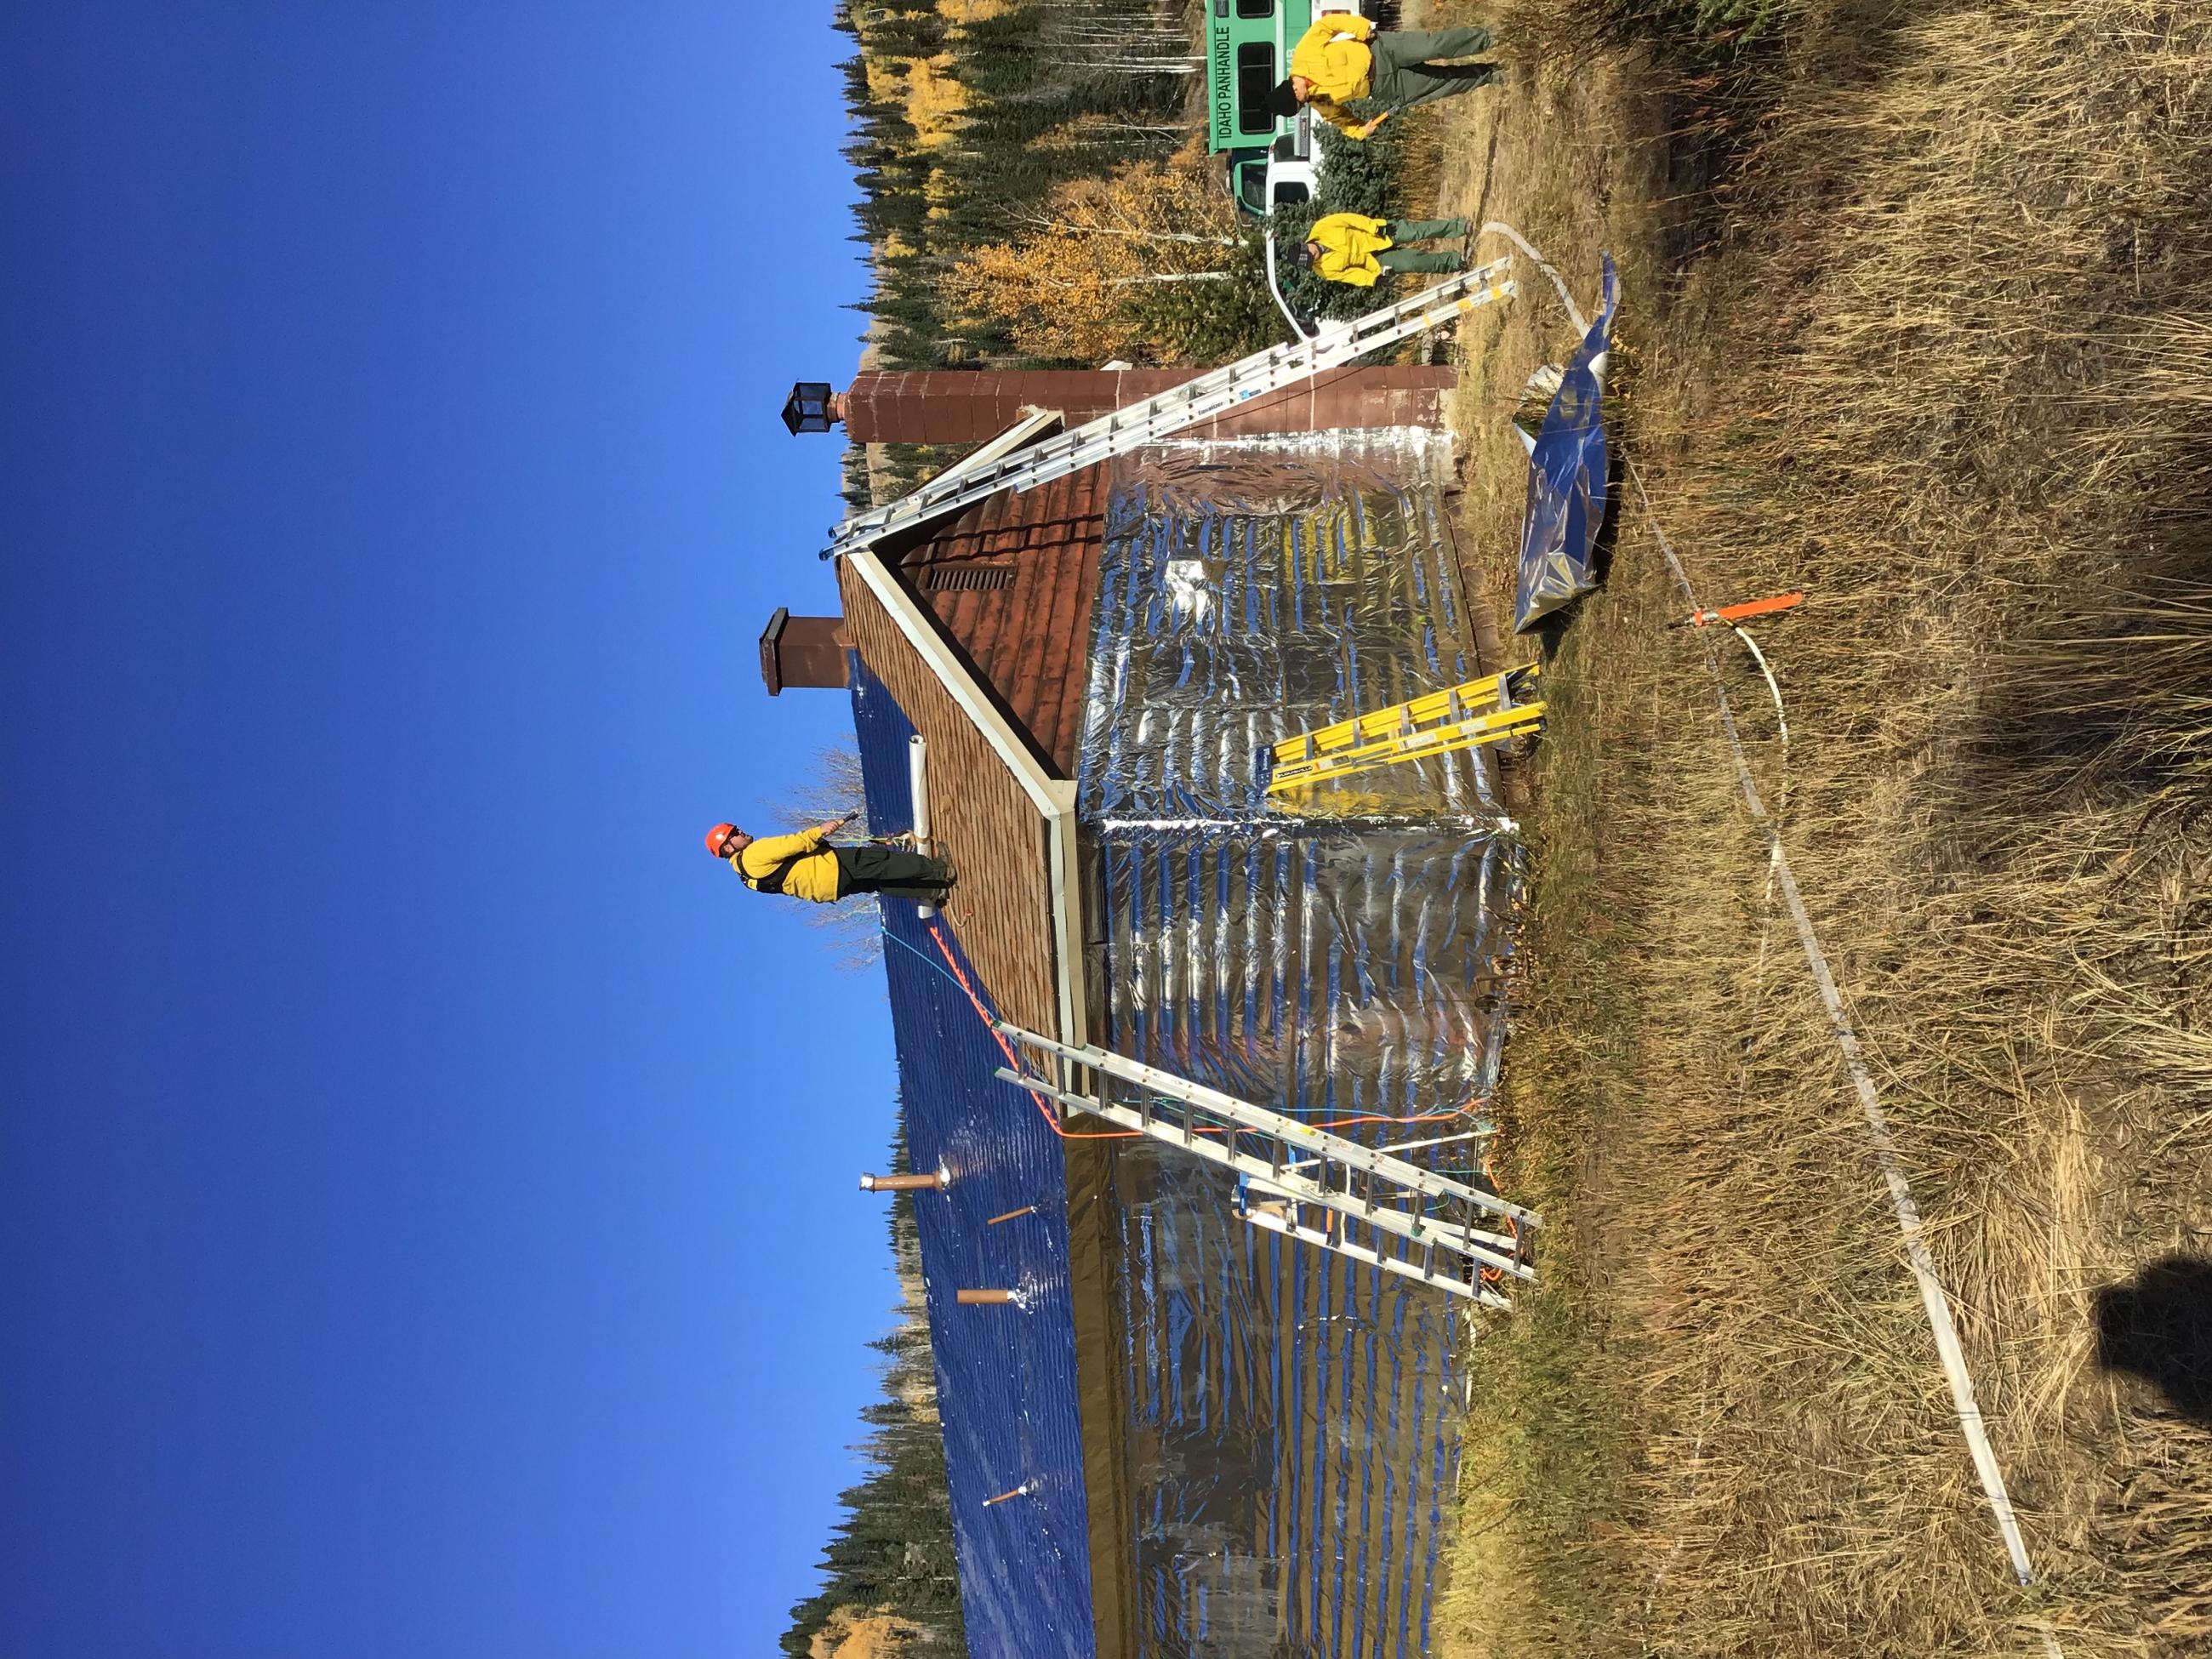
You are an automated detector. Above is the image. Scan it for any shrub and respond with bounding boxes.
[1268,115,1415,327]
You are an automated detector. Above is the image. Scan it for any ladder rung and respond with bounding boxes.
[996,1067,1528,1275]
[1265,710,1543,793]
[1264,667,1546,793]
[1280,666,1534,758]
[995,1026,1542,1231]
[1240,1204,1509,1308]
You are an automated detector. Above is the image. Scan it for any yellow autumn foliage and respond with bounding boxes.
[805,1607,928,1659]
[901,56,967,148]
[860,59,906,109]
[944,142,1243,364]
[1034,112,1176,155]
[859,53,968,154]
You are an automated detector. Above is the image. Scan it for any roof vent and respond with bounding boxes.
[919,563,1018,593]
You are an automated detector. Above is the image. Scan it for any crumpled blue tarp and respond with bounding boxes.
[1514,254,1621,633]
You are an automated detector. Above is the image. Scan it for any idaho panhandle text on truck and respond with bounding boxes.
[1205,1,1367,221]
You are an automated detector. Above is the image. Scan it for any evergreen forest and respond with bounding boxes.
[777,1122,966,1659]
[835,0,1200,372]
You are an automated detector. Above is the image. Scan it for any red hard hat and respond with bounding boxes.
[706,823,740,858]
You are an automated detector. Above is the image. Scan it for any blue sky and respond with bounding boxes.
[1,7,898,1654]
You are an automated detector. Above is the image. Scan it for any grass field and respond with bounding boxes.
[1417,2,2212,1653]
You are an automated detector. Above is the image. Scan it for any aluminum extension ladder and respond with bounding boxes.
[1260,664,1545,796]
[994,1022,1537,1308]
[820,261,1519,562]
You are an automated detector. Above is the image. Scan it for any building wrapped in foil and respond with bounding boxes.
[769,369,1524,1659]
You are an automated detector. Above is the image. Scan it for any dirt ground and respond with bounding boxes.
[1402,3,2212,1655]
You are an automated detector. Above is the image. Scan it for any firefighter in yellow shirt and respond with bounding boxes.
[1296,214,1472,288]
[1268,18,1501,139]
[705,813,954,904]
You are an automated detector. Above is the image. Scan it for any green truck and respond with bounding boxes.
[1204,1,1370,219]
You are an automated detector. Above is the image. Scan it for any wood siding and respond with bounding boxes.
[843,365,1457,445]
[836,556,1137,1659]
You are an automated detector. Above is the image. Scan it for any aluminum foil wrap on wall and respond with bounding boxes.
[1076,429,1523,1658]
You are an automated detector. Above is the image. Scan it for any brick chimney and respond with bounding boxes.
[785,367,1460,447]
[837,371,1181,445]
[759,608,849,695]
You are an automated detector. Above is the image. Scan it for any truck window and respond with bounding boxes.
[1235,163,1268,215]
[1236,0,1274,16]
[1234,43,1276,135]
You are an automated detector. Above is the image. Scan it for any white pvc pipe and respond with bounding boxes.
[908,734,934,920]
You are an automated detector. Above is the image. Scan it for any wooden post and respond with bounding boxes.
[859,1171,946,1193]
[956,1288,1016,1305]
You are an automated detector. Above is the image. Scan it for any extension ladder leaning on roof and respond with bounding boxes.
[818,260,1519,562]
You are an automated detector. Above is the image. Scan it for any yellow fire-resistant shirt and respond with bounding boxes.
[1308,213,1393,287]
[1290,14,1375,135]
[731,827,841,904]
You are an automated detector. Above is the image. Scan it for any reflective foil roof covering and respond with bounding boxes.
[1077,430,1521,1657]
[851,660,1101,1659]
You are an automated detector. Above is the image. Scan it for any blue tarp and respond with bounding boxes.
[1514,254,1621,633]
[850,662,1099,1659]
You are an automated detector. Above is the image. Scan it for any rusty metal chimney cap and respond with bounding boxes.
[758,607,790,695]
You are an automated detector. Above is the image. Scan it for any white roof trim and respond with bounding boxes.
[845,549,1090,1051]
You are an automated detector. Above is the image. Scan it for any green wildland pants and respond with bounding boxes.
[1376,217,1470,276]
[834,842,954,902]
[1369,27,1501,112]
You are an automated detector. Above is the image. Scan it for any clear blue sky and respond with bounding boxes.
[1,7,898,1654]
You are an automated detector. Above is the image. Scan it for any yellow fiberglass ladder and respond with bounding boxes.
[1262,664,1545,797]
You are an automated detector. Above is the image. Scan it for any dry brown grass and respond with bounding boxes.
[1430,3,2212,1655]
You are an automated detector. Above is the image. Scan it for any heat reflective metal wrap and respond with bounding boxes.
[852,663,1100,1659]
[1086,428,1498,823]
[1078,429,1521,1656]
[1514,253,1621,633]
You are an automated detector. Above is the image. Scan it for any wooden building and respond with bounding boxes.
[765,363,1481,1659]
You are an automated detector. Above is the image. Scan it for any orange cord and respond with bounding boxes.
[925,921,1138,1138]
[1476,1151,1522,1286]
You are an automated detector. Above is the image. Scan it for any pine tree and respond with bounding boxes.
[833,0,1204,385]
[778,1110,966,1658]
